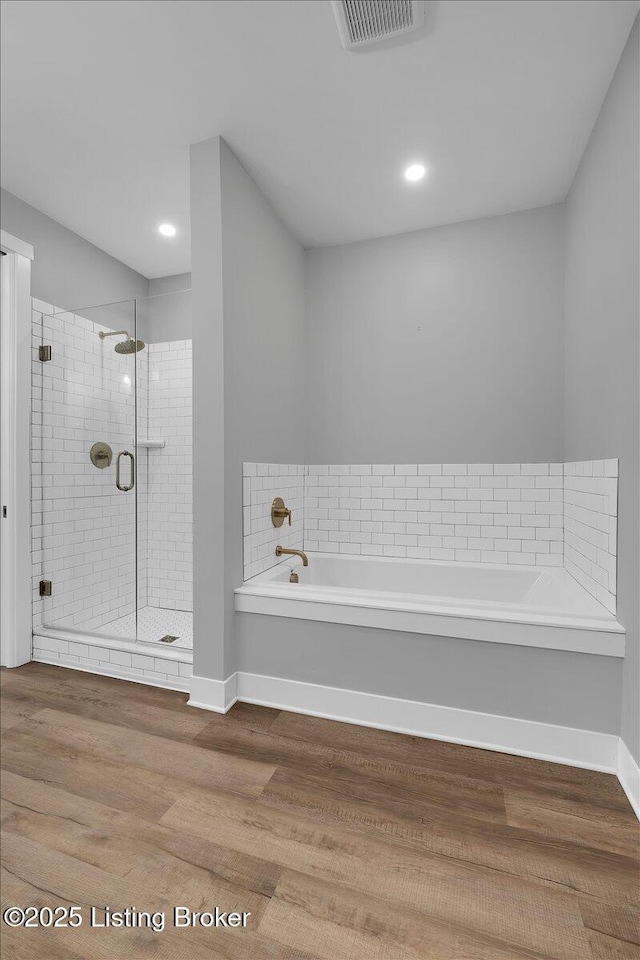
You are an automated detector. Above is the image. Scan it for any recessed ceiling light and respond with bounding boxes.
[404,164,426,182]
[158,223,177,237]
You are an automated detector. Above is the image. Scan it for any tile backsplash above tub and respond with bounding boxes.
[563,460,618,614]
[242,461,618,612]
[305,464,564,567]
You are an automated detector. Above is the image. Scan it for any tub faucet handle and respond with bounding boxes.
[271,497,292,527]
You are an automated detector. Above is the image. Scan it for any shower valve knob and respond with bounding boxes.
[271,497,292,527]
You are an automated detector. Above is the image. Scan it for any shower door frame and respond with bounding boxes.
[28,289,193,681]
[0,230,34,667]
[34,298,141,642]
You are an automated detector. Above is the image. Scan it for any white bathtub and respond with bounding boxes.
[235,553,625,656]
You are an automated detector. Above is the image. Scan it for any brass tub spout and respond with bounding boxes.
[275,546,308,566]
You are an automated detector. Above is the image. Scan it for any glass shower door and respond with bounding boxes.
[34,299,139,641]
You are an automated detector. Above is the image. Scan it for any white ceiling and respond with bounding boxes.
[1,0,638,278]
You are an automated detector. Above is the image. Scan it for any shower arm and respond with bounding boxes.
[99,330,130,340]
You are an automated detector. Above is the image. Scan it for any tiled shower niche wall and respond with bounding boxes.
[31,300,193,638]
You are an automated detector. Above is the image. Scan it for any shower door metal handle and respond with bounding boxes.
[116,450,135,492]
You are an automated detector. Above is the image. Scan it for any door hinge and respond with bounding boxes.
[39,579,52,597]
[39,344,52,361]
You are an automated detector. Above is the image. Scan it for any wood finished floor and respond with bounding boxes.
[1,662,638,960]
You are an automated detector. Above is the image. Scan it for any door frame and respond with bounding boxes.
[0,229,34,667]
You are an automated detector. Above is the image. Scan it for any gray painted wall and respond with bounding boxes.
[148,273,191,297]
[220,139,307,469]
[220,139,307,678]
[190,137,307,681]
[236,614,623,734]
[135,274,192,344]
[1,188,148,310]
[190,138,226,681]
[564,18,640,762]
[140,282,192,344]
[305,205,565,464]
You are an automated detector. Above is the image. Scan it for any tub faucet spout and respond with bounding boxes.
[275,546,308,566]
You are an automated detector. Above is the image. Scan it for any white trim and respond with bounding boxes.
[0,243,32,668]
[190,670,618,773]
[32,652,190,693]
[617,739,640,821]
[0,230,34,261]
[235,591,624,657]
[188,673,238,713]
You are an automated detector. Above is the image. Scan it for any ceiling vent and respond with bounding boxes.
[331,0,426,51]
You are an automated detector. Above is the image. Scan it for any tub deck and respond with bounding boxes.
[236,553,625,656]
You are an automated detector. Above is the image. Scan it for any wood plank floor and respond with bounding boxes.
[1,662,638,960]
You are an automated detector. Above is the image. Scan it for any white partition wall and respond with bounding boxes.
[0,231,34,668]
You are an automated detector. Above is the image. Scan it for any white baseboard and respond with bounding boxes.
[190,670,619,774]
[188,672,238,713]
[617,739,640,820]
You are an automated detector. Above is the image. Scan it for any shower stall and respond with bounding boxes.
[31,289,193,659]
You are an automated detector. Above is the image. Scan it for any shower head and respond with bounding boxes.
[115,338,145,354]
[98,329,146,353]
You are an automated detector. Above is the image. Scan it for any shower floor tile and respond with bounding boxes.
[104,606,193,649]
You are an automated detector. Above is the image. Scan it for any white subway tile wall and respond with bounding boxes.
[242,462,619,612]
[31,635,192,691]
[145,341,193,611]
[31,302,193,641]
[242,464,305,580]
[564,460,618,613]
[305,464,565,566]
[136,345,149,612]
